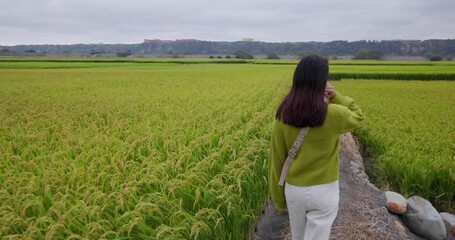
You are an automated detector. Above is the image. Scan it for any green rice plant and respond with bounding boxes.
[334,80,455,211]
[0,57,250,65]
[329,72,455,81]
[328,63,455,80]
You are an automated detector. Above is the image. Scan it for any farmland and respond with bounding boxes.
[0,59,454,239]
[335,80,455,210]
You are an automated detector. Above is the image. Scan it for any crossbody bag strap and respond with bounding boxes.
[278,127,310,186]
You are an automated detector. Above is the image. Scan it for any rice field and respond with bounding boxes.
[333,80,455,211]
[0,59,454,239]
[0,63,292,239]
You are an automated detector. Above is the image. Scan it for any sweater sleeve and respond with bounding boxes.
[268,121,287,211]
[329,93,365,133]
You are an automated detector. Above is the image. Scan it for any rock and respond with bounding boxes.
[357,172,368,179]
[404,196,446,240]
[385,191,407,214]
[351,167,360,174]
[349,161,365,176]
[350,161,360,169]
[440,212,455,234]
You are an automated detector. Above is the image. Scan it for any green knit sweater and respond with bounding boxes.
[268,93,365,211]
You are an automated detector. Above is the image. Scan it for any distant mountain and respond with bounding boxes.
[1,39,454,56]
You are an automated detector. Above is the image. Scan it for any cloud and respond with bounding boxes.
[0,0,454,45]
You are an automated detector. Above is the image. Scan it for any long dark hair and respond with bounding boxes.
[276,55,329,127]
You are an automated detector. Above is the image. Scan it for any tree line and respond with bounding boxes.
[1,39,454,57]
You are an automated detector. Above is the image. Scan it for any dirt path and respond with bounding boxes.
[251,133,424,240]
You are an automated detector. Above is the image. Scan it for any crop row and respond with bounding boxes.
[329,72,455,81]
[1,57,455,66]
[0,57,250,64]
[2,59,455,81]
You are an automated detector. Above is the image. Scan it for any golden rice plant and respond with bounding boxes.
[0,63,288,239]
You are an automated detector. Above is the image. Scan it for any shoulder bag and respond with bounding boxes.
[278,127,310,186]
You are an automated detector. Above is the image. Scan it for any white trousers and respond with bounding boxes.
[285,181,339,240]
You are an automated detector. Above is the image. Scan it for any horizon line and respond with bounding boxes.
[1,38,454,47]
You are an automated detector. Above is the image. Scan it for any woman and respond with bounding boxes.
[268,55,364,240]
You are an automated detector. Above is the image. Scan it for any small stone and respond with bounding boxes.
[404,196,446,240]
[357,172,368,179]
[350,161,360,169]
[385,191,407,214]
[440,212,455,234]
[351,167,360,174]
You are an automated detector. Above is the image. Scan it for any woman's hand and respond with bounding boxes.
[324,82,337,100]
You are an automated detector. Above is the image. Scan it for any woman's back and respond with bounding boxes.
[270,93,364,190]
[268,55,364,240]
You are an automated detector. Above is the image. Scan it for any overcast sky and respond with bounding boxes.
[0,0,454,45]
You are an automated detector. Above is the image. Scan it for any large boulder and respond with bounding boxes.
[440,212,455,234]
[403,196,446,240]
[385,191,407,214]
